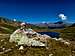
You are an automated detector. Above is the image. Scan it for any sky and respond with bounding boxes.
[0,0,75,23]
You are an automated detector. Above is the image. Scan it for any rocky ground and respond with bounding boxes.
[0,34,74,56]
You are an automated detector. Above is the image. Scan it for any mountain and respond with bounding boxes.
[34,20,75,29]
[35,23,48,27]
[69,23,75,27]
[34,21,65,29]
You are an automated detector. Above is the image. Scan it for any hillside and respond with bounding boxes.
[0,17,18,34]
[0,17,50,33]
[0,17,75,56]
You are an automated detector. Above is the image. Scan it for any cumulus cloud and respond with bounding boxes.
[58,14,67,20]
[13,19,16,21]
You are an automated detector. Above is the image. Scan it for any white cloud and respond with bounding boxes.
[58,14,67,20]
[13,19,16,21]
[42,21,46,23]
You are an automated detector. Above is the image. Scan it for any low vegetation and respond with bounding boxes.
[0,17,75,56]
[0,35,73,56]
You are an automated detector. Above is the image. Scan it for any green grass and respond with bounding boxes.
[0,23,18,34]
[60,27,75,41]
[0,35,73,56]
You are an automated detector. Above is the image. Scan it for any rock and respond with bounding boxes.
[39,43,45,46]
[2,48,5,51]
[43,34,51,38]
[31,40,46,46]
[52,38,58,41]
[58,38,63,41]
[61,40,66,42]
[49,54,53,56]
[64,42,70,45]
[16,45,18,47]
[1,39,4,42]
[9,28,50,46]
[46,47,49,49]
[19,46,24,50]
[27,28,37,34]
[0,49,12,54]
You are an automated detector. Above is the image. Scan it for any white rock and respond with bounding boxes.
[19,46,24,50]
[2,48,5,50]
[49,54,53,56]
[43,34,51,38]
[64,42,70,45]
[52,38,58,41]
[58,38,63,41]
[46,47,49,49]
[1,39,4,42]
[16,45,18,47]
[40,43,45,46]
[9,28,47,46]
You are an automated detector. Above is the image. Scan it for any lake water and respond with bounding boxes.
[38,32,60,38]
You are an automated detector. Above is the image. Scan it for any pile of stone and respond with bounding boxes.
[9,28,50,46]
[9,28,70,47]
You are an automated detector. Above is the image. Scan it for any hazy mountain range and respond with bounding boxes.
[0,17,75,33]
[34,20,74,28]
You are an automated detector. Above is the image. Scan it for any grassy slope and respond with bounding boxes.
[0,23,18,34]
[0,27,75,56]
[0,36,72,56]
[60,27,75,40]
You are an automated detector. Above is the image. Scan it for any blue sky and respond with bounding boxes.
[0,0,75,23]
